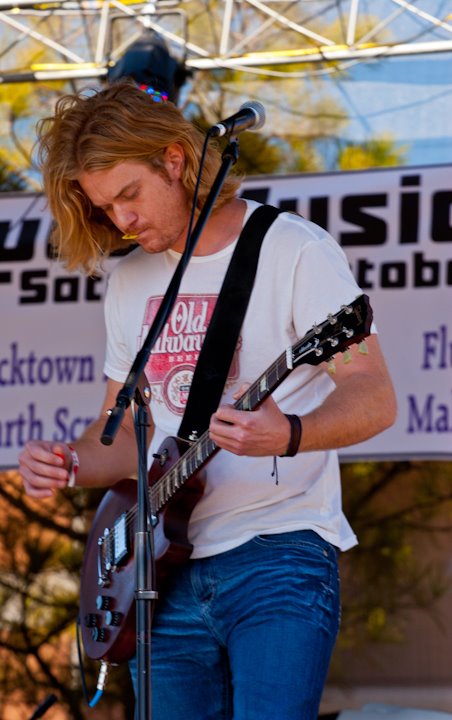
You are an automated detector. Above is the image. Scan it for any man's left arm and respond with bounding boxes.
[295,333,397,452]
[209,334,397,456]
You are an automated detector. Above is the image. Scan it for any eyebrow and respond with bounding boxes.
[95,180,139,209]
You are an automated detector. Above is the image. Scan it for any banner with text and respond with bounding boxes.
[1,164,451,468]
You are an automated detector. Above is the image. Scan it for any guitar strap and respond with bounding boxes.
[177,204,282,442]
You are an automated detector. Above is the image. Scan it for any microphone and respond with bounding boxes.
[209,101,265,137]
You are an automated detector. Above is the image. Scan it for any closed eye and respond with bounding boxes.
[123,189,139,201]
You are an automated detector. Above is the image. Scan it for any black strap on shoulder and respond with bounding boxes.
[177,204,282,442]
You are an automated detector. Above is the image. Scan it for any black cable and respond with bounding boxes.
[28,693,57,720]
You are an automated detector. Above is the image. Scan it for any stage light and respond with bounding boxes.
[107,29,188,104]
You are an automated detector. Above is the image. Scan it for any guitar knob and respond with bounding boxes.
[84,613,99,628]
[91,627,107,643]
[105,611,123,627]
[152,448,169,467]
[96,594,111,611]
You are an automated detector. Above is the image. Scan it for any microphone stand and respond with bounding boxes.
[100,136,240,720]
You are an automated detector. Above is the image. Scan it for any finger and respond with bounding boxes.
[19,446,69,491]
[232,382,251,400]
[23,460,68,489]
[20,441,61,468]
[23,481,55,499]
[27,454,68,482]
[210,414,235,441]
[214,403,251,427]
[210,405,238,425]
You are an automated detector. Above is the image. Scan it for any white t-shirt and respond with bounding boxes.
[104,200,363,556]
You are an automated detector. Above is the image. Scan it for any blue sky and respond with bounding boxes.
[328,52,452,167]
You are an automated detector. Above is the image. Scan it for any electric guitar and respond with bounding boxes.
[79,294,372,663]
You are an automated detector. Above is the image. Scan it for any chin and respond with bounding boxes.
[141,237,172,254]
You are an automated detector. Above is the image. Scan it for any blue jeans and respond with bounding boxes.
[129,530,340,720]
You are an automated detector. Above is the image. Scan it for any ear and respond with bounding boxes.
[163,143,185,180]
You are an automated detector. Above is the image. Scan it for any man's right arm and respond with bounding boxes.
[19,378,154,498]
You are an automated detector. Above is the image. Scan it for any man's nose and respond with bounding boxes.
[114,205,138,230]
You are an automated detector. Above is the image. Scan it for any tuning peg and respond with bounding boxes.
[342,349,353,364]
[341,304,353,314]
[358,340,369,355]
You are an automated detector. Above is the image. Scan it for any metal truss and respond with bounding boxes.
[1,0,452,84]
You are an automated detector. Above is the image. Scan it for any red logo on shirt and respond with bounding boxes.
[139,294,239,414]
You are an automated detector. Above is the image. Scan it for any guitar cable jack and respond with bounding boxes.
[88,661,109,708]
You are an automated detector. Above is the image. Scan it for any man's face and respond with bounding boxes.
[77,145,191,254]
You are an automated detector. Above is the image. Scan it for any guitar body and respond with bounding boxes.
[79,436,205,663]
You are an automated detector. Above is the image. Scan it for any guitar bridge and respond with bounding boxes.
[97,530,111,588]
[96,514,129,588]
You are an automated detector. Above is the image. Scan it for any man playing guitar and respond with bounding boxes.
[19,81,396,719]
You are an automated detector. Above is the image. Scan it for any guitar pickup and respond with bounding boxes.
[114,513,129,565]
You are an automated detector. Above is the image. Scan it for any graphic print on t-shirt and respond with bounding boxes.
[139,294,240,414]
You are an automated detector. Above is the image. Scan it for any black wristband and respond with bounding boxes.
[280,414,302,457]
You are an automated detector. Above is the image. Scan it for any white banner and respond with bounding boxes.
[1,165,451,468]
[240,166,451,460]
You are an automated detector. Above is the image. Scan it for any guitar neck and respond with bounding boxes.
[234,349,292,412]
[150,348,292,514]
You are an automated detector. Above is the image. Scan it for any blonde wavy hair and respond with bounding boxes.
[38,81,242,274]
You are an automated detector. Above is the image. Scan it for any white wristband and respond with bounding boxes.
[67,445,79,487]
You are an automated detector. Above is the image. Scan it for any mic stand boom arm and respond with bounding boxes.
[99,137,240,720]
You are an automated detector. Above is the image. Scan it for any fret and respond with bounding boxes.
[266,364,277,389]
[162,472,168,495]
[172,468,180,490]
[280,354,289,374]
[285,346,293,369]
[246,388,254,408]
[272,359,282,385]
[251,384,260,405]
[149,485,156,511]
[188,452,196,475]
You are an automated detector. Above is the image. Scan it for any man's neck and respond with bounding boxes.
[191,198,247,256]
